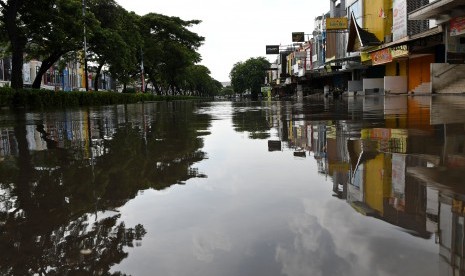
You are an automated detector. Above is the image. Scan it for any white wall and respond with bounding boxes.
[363,78,384,94]
[384,76,407,94]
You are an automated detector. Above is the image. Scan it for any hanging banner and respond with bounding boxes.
[393,0,407,41]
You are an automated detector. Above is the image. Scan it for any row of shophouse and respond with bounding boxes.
[267,0,465,96]
[0,57,115,91]
[266,95,465,274]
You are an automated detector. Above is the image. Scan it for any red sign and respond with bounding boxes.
[370,48,392,65]
[451,16,465,36]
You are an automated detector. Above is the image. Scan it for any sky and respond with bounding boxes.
[115,0,330,82]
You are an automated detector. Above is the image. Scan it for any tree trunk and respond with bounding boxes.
[93,63,104,92]
[153,82,161,95]
[11,45,25,90]
[2,0,26,90]
[32,51,63,89]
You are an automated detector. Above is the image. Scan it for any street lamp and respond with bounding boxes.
[82,0,89,91]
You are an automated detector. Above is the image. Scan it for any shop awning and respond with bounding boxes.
[347,12,381,52]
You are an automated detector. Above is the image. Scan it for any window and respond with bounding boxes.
[348,0,363,27]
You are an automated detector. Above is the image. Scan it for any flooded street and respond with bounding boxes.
[1,95,465,275]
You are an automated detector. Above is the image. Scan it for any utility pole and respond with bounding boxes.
[82,0,89,91]
[140,47,145,92]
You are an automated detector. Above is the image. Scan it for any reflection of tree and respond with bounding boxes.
[0,103,211,274]
[95,103,210,205]
[0,213,145,275]
[232,102,270,139]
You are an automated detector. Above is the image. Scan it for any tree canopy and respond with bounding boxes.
[229,57,270,99]
[0,0,220,97]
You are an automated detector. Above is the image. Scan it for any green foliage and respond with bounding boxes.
[220,86,235,96]
[229,57,270,99]
[181,65,222,97]
[87,0,140,91]
[0,0,211,95]
[140,13,205,95]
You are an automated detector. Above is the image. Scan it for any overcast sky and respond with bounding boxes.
[115,0,330,82]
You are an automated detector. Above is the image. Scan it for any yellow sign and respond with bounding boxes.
[361,52,371,62]
[326,18,348,30]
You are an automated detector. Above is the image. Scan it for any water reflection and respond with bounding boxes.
[3,96,465,275]
[257,95,465,274]
[0,102,211,275]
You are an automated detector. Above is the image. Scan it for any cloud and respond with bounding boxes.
[276,214,355,276]
[192,230,232,263]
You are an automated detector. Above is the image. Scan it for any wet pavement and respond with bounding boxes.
[1,95,465,275]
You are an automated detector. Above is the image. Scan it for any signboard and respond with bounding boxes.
[326,18,348,30]
[370,48,392,65]
[360,52,371,62]
[266,45,280,55]
[390,45,409,58]
[451,16,465,36]
[292,32,305,42]
[392,0,407,41]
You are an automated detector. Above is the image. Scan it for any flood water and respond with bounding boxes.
[1,95,465,275]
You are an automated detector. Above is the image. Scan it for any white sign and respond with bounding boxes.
[392,154,406,198]
[393,0,407,41]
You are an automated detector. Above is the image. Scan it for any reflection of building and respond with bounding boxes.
[312,123,327,174]
[0,105,157,161]
[347,134,431,238]
[437,196,465,275]
[265,93,465,274]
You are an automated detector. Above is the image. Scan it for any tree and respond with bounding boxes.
[106,11,141,93]
[229,57,270,100]
[181,64,221,97]
[27,0,87,89]
[0,0,27,89]
[220,86,235,97]
[87,0,140,91]
[139,13,204,95]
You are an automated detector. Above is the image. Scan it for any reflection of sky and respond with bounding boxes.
[111,102,438,276]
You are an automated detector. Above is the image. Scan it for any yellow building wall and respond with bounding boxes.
[363,0,392,42]
[385,62,396,76]
[385,60,408,77]
[364,153,392,215]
